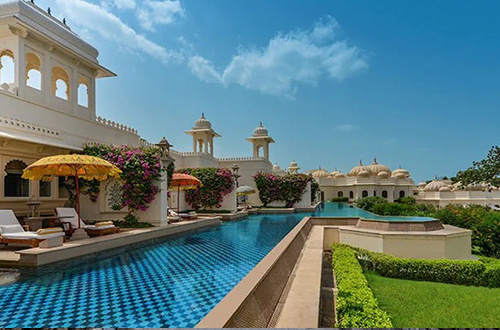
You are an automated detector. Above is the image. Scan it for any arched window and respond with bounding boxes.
[373,190,377,197]
[349,191,354,199]
[4,160,29,197]
[0,50,15,85]
[26,52,42,90]
[337,191,343,197]
[51,66,70,100]
[362,190,368,198]
[382,190,388,198]
[399,190,405,198]
[78,77,89,107]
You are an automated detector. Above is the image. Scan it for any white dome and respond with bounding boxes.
[392,167,410,178]
[348,161,372,177]
[334,172,346,178]
[253,122,269,137]
[358,170,370,177]
[194,113,212,129]
[311,168,330,178]
[418,182,427,188]
[367,158,392,177]
[439,186,451,192]
[289,160,298,167]
[273,164,280,171]
[394,172,407,179]
[377,171,390,179]
[424,180,448,192]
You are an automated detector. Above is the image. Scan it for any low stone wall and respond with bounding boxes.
[196,217,313,328]
[17,217,221,267]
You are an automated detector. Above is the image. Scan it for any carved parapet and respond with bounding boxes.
[96,116,138,135]
[0,114,60,137]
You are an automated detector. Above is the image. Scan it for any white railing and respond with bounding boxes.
[96,116,138,135]
[218,156,267,161]
[0,114,59,137]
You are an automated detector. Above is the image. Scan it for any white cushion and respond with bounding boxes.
[0,210,21,227]
[1,231,64,240]
[0,224,25,234]
[56,207,86,228]
[84,225,116,230]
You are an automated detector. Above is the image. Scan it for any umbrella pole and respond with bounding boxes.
[177,186,180,213]
[75,171,81,229]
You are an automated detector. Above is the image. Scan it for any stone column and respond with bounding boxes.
[138,155,173,226]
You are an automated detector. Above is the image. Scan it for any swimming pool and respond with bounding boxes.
[318,202,436,222]
[0,202,434,328]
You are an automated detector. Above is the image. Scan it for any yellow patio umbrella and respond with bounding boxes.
[22,154,122,228]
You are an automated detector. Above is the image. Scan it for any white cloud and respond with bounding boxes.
[188,17,368,97]
[102,0,136,10]
[55,0,177,65]
[188,56,222,84]
[334,124,357,131]
[137,0,185,31]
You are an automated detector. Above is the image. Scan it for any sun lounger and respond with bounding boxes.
[180,211,198,220]
[167,209,180,223]
[0,210,65,248]
[56,208,119,237]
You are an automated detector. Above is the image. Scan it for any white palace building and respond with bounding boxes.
[0,0,308,225]
[307,158,500,208]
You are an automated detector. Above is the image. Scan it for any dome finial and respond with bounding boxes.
[373,157,378,164]
[259,121,263,127]
[201,112,205,119]
[359,159,363,166]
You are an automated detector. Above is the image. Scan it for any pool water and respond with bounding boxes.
[0,203,433,328]
[317,202,436,222]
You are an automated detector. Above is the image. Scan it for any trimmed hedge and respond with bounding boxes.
[332,244,393,328]
[346,244,500,288]
[329,197,349,202]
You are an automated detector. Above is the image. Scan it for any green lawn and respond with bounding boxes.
[364,271,500,328]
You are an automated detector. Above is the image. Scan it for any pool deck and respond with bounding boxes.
[0,216,221,268]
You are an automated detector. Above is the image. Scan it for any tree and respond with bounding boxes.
[456,146,500,187]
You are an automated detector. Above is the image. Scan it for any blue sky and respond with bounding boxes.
[21,0,500,182]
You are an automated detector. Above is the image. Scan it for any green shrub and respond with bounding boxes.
[345,244,500,288]
[395,196,417,205]
[329,197,349,202]
[372,203,417,216]
[332,244,393,328]
[355,196,388,212]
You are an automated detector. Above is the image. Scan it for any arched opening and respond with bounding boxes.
[362,190,368,198]
[198,139,204,153]
[0,50,15,85]
[382,190,388,198]
[337,191,343,197]
[373,190,377,197]
[256,145,262,158]
[26,52,42,90]
[349,191,354,199]
[77,77,89,107]
[399,190,405,198]
[4,160,29,197]
[51,66,70,100]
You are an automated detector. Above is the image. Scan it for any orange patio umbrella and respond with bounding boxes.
[170,173,202,212]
